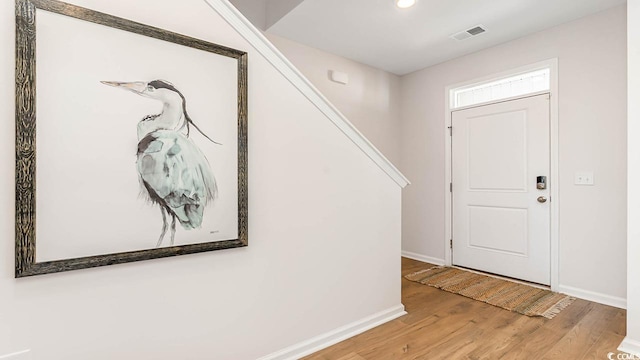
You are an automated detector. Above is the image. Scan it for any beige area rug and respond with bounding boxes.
[405,266,575,319]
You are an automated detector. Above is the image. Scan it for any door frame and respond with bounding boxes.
[443,58,560,291]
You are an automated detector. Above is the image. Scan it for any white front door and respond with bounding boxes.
[451,94,551,285]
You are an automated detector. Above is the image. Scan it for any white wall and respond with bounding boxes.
[0,0,404,359]
[229,0,267,29]
[623,0,640,354]
[228,0,304,31]
[267,34,403,165]
[400,6,627,303]
[266,0,304,29]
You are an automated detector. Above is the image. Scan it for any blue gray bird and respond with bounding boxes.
[101,79,219,247]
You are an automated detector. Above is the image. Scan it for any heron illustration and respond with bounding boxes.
[101,79,219,247]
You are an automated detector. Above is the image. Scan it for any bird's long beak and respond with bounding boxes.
[101,81,147,95]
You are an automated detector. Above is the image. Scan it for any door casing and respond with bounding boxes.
[443,58,559,291]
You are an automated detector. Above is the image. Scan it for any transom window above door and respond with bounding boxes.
[451,68,550,109]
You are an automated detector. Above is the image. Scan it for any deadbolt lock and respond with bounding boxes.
[537,176,547,190]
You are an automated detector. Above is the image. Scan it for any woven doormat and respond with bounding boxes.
[405,266,575,319]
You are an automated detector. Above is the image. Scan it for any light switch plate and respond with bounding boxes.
[575,172,594,185]
[0,350,31,360]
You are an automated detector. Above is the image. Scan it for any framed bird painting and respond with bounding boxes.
[14,0,248,277]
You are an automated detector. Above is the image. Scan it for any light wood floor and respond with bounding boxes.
[304,258,627,360]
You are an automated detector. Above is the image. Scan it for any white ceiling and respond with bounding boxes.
[248,0,626,75]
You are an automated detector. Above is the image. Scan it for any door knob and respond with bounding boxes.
[537,196,547,203]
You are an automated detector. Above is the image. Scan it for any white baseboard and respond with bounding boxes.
[256,304,407,360]
[619,337,640,356]
[401,251,445,266]
[558,285,626,309]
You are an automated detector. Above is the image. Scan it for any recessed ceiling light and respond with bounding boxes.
[396,0,416,9]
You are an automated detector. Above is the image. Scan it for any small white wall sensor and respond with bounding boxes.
[329,70,349,85]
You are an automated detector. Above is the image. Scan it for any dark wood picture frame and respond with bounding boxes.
[15,0,248,277]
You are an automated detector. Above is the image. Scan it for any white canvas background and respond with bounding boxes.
[35,9,239,261]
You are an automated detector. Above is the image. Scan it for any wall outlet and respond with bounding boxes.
[0,350,31,360]
[574,172,594,185]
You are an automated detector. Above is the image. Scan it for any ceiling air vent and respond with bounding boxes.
[450,25,487,41]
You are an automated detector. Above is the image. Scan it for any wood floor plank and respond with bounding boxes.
[356,301,494,359]
[498,300,596,360]
[603,306,627,336]
[464,311,546,359]
[539,304,615,359]
[334,353,367,360]
[305,258,627,360]
[582,330,627,360]
[303,320,408,359]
